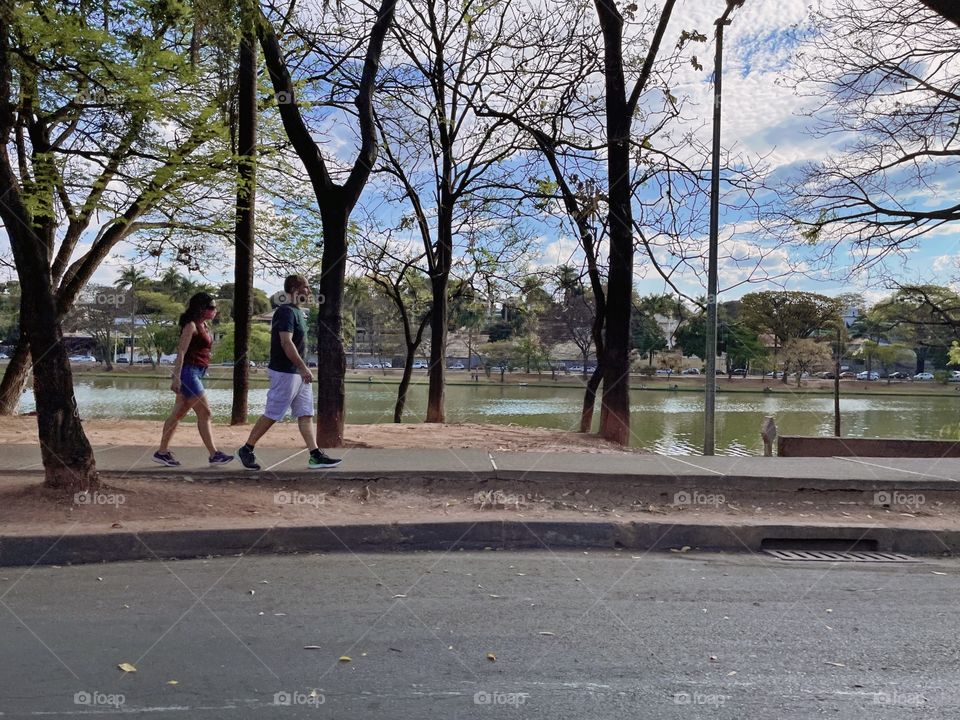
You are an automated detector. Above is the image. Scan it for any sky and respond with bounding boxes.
[1,0,957,308]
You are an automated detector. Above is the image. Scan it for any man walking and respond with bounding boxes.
[238,274,341,470]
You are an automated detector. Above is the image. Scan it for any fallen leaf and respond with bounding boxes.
[166,680,178,686]
[709,655,719,662]
[339,656,352,663]
[932,571,947,576]
[117,663,137,673]
[486,653,496,662]
[538,631,555,636]
[824,661,845,667]
[670,546,692,553]
[303,645,322,650]
[488,594,502,598]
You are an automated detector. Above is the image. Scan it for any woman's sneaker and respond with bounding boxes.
[308,450,341,469]
[209,451,234,465]
[152,451,181,467]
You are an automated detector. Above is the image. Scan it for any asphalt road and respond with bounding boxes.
[1,550,959,718]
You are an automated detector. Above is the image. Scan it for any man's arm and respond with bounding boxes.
[279,330,313,382]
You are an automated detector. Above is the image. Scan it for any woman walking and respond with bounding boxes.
[153,292,234,466]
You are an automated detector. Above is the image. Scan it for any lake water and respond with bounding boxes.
[17,377,960,456]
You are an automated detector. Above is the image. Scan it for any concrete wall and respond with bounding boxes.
[779,436,960,458]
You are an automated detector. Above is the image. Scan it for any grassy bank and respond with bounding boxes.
[51,362,960,398]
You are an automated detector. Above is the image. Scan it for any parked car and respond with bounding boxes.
[381,361,392,369]
[839,371,856,378]
[949,371,960,383]
[913,372,934,381]
[357,362,375,369]
[116,357,129,363]
[856,370,880,380]
[655,368,673,376]
[681,368,700,375]
[569,365,585,372]
[0,352,8,360]
[307,361,317,368]
[887,371,908,379]
[69,355,97,363]
[731,368,748,377]
[412,361,429,369]
[448,362,465,370]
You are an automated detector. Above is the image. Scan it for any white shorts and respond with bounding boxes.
[264,369,314,421]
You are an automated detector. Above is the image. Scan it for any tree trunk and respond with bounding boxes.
[395,348,415,423]
[315,202,348,446]
[0,333,30,414]
[579,366,603,433]
[595,0,632,446]
[426,270,448,422]
[231,10,257,426]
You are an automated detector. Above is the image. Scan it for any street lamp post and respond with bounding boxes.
[704,1,744,456]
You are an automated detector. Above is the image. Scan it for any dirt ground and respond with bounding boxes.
[1,471,958,538]
[0,416,635,454]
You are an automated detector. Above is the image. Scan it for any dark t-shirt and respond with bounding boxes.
[269,304,307,374]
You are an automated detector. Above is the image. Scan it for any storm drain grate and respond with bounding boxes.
[763,549,919,563]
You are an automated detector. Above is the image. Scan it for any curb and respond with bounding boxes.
[1,519,955,567]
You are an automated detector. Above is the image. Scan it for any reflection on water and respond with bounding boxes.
[18,378,960,456]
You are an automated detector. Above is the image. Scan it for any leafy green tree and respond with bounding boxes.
[630,312,666,364]
[781,338,834,387]
[481,340,519,382]
[872,285,960,373]
[211,322,271,364]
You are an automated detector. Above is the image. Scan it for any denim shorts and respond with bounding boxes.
[179,364,207,398]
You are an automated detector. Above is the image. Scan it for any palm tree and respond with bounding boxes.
[115,266,149,363]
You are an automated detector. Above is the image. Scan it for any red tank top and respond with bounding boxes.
[184,321,212,368]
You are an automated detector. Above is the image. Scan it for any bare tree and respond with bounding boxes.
[781,0,960,274]
[257,0,397,446]
[373,0,526,423]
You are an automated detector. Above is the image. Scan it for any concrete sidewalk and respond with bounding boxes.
[4,444,960,492]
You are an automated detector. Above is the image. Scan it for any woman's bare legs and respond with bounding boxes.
[192,394,217,456]
[159,394,192,452]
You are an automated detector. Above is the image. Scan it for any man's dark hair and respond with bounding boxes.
[284,274,308,293]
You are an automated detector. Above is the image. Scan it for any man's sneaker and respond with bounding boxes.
[308,450,342,469]
[238,445,261,471]
[209,450,234,465]
[152,451,181,467]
